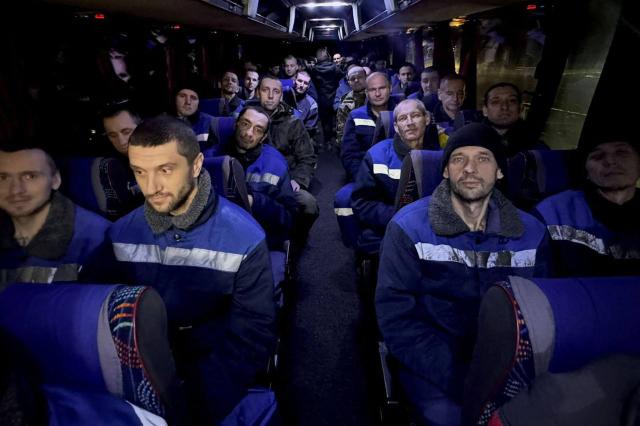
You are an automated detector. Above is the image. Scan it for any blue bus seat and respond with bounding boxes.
[453,109,483,130]
[464,275,640,425]
[394,150,444,211]
[0,283,182,425]
[219,387,280,426]
[334,183,360,249]
[203,156,251,212]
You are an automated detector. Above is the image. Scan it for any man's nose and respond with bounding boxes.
[145,173,161,194]
[9,178,26,195]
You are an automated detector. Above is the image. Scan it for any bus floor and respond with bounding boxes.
[277,150,382,426]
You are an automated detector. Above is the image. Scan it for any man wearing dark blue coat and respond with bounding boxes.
[376,123,550,426]
[82,116,276,424]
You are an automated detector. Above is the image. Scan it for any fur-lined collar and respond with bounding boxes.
[0,191,75,259]
[428,179,524,238]
[144,169,214,234]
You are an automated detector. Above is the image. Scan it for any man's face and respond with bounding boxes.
[375,60,386,71]
[348,71,367,92]
[333,54,343,65]
[129,141,203,215]
[221,72,240,95]
[235,109,269,151]
[258,78,283,112]
[421,71,440,95]
[393,101,430,146]
[103,111,138,155]
[366,75,391,108]
[398,66,414,85]
[438,79,466,117]
[175,89,199,118]
[244,71,259,91]
[483,86,520,129]
[444,146,503,203]
[586,142,640,191]
[269,65,280,76]
[0,149,61,218]
[284,58,299,77]
[294,73,311,95]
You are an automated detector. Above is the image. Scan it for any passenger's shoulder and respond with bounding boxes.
[392,197,430,227]
[73,203,111,230]
[536,189,584,209]
[215,197,265,240]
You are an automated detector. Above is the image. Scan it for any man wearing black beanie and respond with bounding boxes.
[376,122,550,425]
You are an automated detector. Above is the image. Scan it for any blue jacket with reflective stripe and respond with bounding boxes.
[376,180,549,401]
[341,103,380,181]
[534,189,640,277]
[188,111,215,152]
[333,77,351,111]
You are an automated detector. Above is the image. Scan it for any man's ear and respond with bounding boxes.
[193,152,204,178]
[482,105,489,118]
[497,168,504,180]
[443,166,449,179]
[393,121,400,135]
[52,171,62,191]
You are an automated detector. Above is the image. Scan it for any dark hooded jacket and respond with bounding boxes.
[310,59,344,110]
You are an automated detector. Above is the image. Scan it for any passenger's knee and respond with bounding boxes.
[295,189,319,216]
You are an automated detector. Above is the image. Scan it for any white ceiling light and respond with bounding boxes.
[299,2,350,8]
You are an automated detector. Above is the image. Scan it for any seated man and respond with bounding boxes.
[408,67,440,112]
[341,72,396,181]
[283,70,319,139]
[335,66,367,144]
[534,136,640,276]
[221,106,298,250]
[391,62,420,98]
[482,82,548,156]
[351,99,439,253]
[174,82,215,153]
[0,145,110,286]
[238,68,259,101]
[434,74,466,133]
[281,55,318,101]
[217,71,245,117]
[81,116,276,424]
[376,123,549,426]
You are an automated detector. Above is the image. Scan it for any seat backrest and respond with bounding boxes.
[211,116,237,147]
[372,110,395,145]
[0,283,181,422]
[203,156,251,211]
[394,150,444,211]
[464,275,640,425]
[199,98,225,117]
[453,109,483,131]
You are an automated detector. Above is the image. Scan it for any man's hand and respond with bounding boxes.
[290,180,301,192]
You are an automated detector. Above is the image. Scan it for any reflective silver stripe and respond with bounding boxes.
[0,263,80,284]
[197,133,209,142]
[246,172,280,186]
[373,164,401,179]
[353,118,376,127]
[334,207,354,216]
[414,242,537,268]
[547,224,640,259]
[113,243,245,273]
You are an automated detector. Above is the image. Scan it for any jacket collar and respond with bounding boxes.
[585,185,640,232]
[144,169,215,234]
[226,142,263,170]
[428,179,524,238]
[392,133,412,161]
[0,191,76,259]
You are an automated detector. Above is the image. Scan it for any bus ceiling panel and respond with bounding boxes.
[44,0,302,39]
[347,0,524,41]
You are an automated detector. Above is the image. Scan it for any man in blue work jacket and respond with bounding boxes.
[82,116,276,424]
[376,123,550,426]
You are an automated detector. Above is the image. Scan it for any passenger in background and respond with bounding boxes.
[0,145,110,285]
[391,62,420,98]
[82,116,275,424]
[255,77,319,238]
[217,71,244,117]
[408,67,440,112]
[376,123,549,426]
[266,62,280,78]
[341,72,395,181]
[281,55,318,101]
[434,74,466,132]
[351,99,439,253]
[333,52,344,67]
[238,68,259,101]
[482,82,548,156]
[534,135,640,277]
[311,47,344,149]
[335,66,367,143]
[333,63,359,112]
[174,81,215,153]
[283,70,319,139]
[222,106,298,249]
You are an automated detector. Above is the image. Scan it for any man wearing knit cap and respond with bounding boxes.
[534,133,640,277]
[376,122,550,425]
[335,66,367,143]
[173,80,216,153]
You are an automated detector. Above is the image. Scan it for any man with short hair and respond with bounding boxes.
[102,104,141,156]
[281,55,318,101]
[217,71,244,117]
[333,53,343,66]
[341,72,395,181]
[335,66,367,143]
[82,116,275,424]
[283,70,319,138]
[311,48,345,148]
[174,82,215,152]
[482,82,547,156]
[351,99,439,253]
[408,67,440,112]
[392,63,420,98]
[222,106,298,249]
[239,69,260,100]
[435,74,467,129]
[0,146,110,285]
[376,123,549,425]
[534,135,640,277]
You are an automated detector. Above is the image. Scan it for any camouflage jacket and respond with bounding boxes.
[336,90,367,145]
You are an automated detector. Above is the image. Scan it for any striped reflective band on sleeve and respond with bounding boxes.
[334,207,354,216]
[246,172,280,186]
[547,224,640,259]
[353,118,376,127]
[197,133,209,142]
[373,164,401,179]
[414,243,537,268]
[113,243,245,273]
[0,263,80,284]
